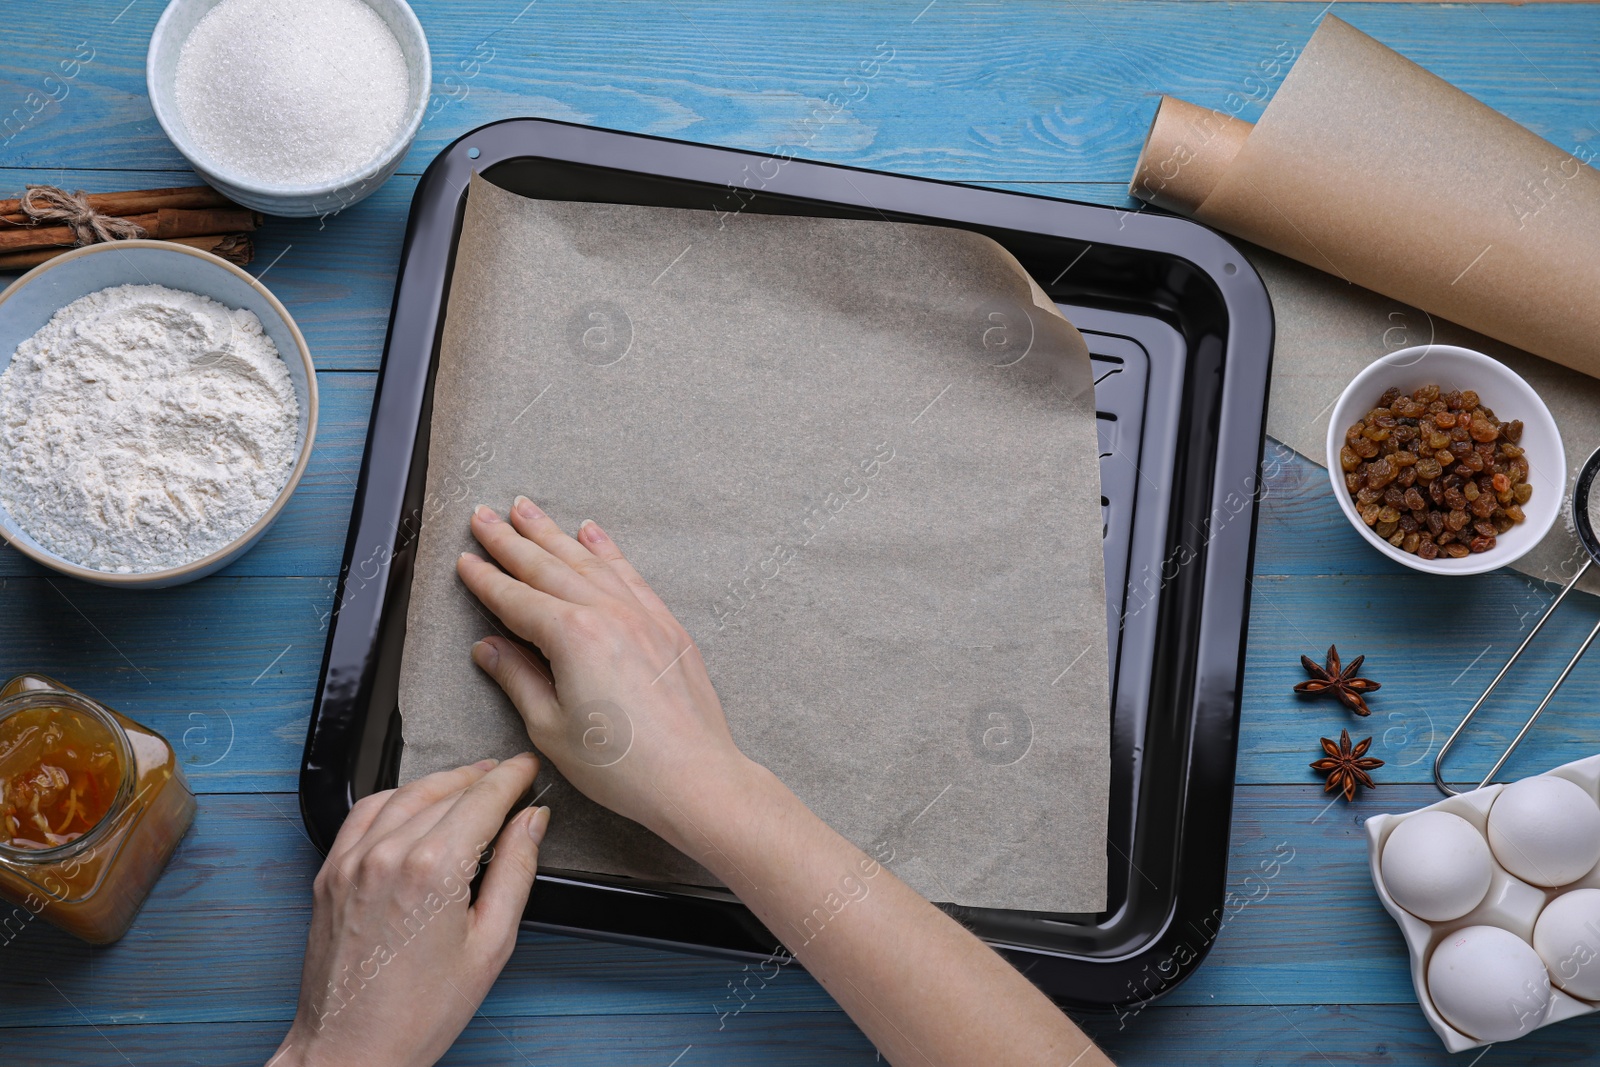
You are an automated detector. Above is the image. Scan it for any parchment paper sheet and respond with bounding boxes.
[397,175,1111,913]
[1132,15,1600,380]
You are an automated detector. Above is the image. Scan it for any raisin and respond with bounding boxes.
[1384,486,1407,507]
[1418,539,1439,560]
[1513,483,1533,505]
[1444,486,1467,510]
[1464,482,1480,503]
[1470,494,1498,518]
[1366,458,1396,488]
[1415,457,1442,482]
[1506,504,1526,524]
[1504,419,1523,443]
[1397,466,1418,488]
[1447,509,1470,531]
[1404,487,1427,511]
[1427,511,1446,537]
[1433,411,1457,429]
[1378,388,1402,407]
[1362,503,1381,526]
[1353,436,1380,459]
[1474,522,1497,538]
[1445,543,1471,558]
[1402,532,1421,553]
[1468,535,1496,553]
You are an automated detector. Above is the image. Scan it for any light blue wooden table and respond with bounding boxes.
[4,2,1600,1063]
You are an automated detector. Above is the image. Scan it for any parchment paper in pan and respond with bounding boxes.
[1132,15,1600,591]
[395,175,1111,913]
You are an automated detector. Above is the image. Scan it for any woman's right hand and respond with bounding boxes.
[457,496,761,844]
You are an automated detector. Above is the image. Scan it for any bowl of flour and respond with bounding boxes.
[0,240,316,587]
[146,0,431,217]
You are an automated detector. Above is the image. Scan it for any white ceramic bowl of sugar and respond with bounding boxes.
[0,241,318,588]
[146,0,431,217]
[1325,345,1564,576]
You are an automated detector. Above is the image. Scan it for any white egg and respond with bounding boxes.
[1487,776,1600,887]
[1534,889,1600,1001]
[1381,811,1494,921]
[1428,925,1552,1041]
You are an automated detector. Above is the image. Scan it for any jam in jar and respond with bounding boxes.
[0,674,195,944]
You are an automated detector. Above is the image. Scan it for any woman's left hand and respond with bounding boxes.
[270,754,548,1067]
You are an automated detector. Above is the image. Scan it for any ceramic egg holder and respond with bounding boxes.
[1368,752,1600,1052]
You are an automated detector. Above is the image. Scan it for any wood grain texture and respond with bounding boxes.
[3,0,1600,1061]
[1,2,1597,182]
[0,787,1484,1030]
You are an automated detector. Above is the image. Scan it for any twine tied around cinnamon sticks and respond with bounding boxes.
[10,185,150,245]
[0,184,260,271]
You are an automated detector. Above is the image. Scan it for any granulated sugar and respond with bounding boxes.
[0,284,300,574]
[174,0,410,187]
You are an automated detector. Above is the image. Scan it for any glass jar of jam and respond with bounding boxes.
[0,674,195,944]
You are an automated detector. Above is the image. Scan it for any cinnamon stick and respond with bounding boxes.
[0,186,233,227]
[0,234,255,272]
[0,207,263,254]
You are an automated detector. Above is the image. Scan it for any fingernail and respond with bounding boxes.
[513,495,544,521]
[474,504,501,523]
[579,519,608,543]
[474,758,498,771]
[460,551,483,563]
[527,805,551,845]
[472,639,498,670]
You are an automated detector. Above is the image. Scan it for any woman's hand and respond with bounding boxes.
[457,498,758,847]
[270,755,548,1067]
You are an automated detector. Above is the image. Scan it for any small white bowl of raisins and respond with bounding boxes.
[1326,345,1565,575]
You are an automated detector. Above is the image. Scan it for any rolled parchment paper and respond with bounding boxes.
[1131,15,1600,380]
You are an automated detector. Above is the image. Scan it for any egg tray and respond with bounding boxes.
[1368,753,1600,1052]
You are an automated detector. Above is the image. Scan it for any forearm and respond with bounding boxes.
[658,760,1110,1067]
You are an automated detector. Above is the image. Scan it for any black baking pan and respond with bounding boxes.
[300,118,1274,1011]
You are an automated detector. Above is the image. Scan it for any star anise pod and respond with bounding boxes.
[1310,729,1384,802]
[1294,644,1380,716]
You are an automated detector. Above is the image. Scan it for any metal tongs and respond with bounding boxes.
[1434,447,1600,795]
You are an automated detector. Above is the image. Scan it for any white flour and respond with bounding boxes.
[0,284,300,574]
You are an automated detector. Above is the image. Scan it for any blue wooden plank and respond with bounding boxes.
[0,785,1553,1027]
[0,1015,879,1066]
[0,578,331,792]
[1,2,1596,183]
[11,1004,1600,1067]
